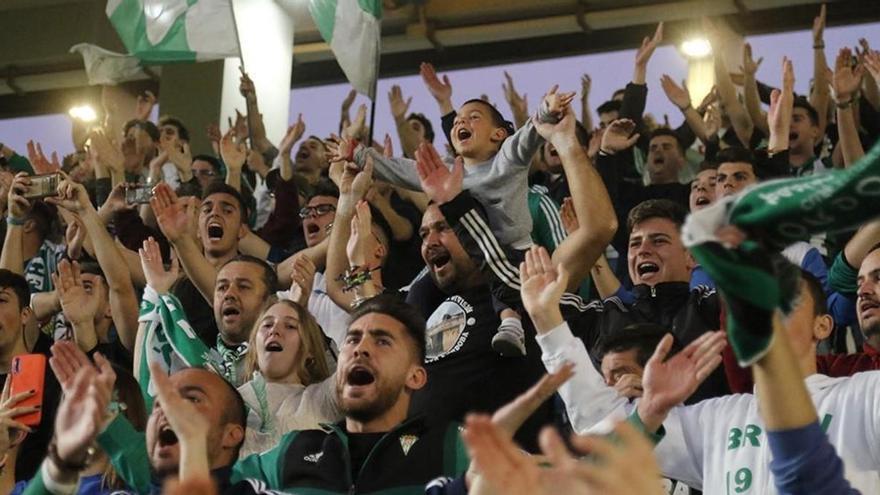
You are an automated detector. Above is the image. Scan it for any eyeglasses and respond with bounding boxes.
[299,204,336,219]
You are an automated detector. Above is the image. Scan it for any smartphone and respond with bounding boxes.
[23,173,60,199]
[125,184,153,205]
[9,354,46,427]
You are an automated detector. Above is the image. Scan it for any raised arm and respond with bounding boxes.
[580,74,594,130]
[388,85,422,158]
[51,178,140,350]
[767,58,794,155]
[419,62,455,116]
[150,183,216,302]
[276,114,306,181]
[536,105,617,290]
[741,43,769,137]
[705,18,754,148]
[220,127,247,192]
[0,173,31,274]
[660,75,713,143]
[324,159,375,311]
[53,260,101,352]
[239,68,275,155]
[502,71,530,129]
[810,4,832,139]
[832,47,867,166]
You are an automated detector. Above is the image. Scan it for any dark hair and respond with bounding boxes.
[368,204,393,253]
[349,294,426,363]
[800,270,828,318]
[715,146,756,167]
[308,178,340,201]
[220,255,279,295]
[26,202,58,242]
[461,99,516,137]
[78,260,107,282]
[304,135,329,153]
[0,269,30,310]
[793,97,819,127]
[202,182,247,223]
[611,89,626,100]
[597,323,670,366]
[192,154,223,174]
[158,116,191,142]
[407,113,436,143]
[212,370,247,459]
[626,199,687,231]
[597,100,622,115]
[649,127,685,154]
[123,119,160,143]
[698,160,718,172]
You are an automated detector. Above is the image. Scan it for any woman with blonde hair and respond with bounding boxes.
[237,299,341,457]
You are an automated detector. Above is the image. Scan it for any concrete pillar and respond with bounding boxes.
[158,0,293,155]
[219,0,295,146]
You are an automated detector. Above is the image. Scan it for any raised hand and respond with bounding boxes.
[637,331,726,431]
[7,172,31,221]
[26,141,61,175]
[540,85,576,121]
[502,71,528,119]
[135,90,157,121]
[560,197,579,235]
[812,3,826,45]
[419,62,453,104]
[866,49,880,82]
[288,254,316,306]
[346,200,380,269]
[740,43,763,76]
[703,104,722,137]
[388,85,413,121]
[660,75,691,110]
[166,140,192,174]
[53,259,101,327]
[519,246,569,331]
[383,133,394,158]
[49,340,93,393]
[340,88,357,115]
[343,104,367,140]
[832,47,865,103]
[533,104,577,148]
[238,67,255,99]
[54,353,115,466]
[768,58,794,152]
[139,236,179,294]
[89,129,124,173]
[64,212,87,260]
[613,373,644,399]
[0,376,35,459]
[48,175,92,213]
[150,182,189,242]
[635,22,664,68]
[229,110,248,142]
[205,122,222,155]
[219,127,247,172]
[600,119,640,154]
[279,114,306,155]
[581,74,592,97]
[415,142,463,205]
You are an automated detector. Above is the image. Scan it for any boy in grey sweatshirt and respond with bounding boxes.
[345,88,574,356]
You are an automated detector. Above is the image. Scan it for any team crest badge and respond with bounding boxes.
[399,434,418,455]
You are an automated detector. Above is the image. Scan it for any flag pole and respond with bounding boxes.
[366,35,381,148]
[228,0,246,72]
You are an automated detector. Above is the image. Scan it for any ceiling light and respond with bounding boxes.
[681,38,712,59]
[68,105,98,122]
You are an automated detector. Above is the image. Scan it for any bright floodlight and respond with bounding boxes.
[681,38,712,58]
[68,105,97,122]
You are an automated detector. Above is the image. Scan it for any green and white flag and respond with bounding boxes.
[107,0,240,63]
[309,0,382,98]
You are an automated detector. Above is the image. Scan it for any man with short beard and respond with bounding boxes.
[229,294,469,494]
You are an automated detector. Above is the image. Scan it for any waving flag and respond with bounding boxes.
[309,0,382,98]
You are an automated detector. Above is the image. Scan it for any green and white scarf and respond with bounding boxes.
[138,286,223,409]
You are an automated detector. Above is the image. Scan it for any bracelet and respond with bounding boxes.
[337,265,379,292]
[598,148,614,156]
[813,43,825,49]
[836,99,853,109]
[47,438,93,472]
[6,216,25,226]
[679,103,693,113]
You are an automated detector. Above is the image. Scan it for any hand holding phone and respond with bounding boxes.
[23,173,60,200]
[125,184,153,205]
[9,354,46,427]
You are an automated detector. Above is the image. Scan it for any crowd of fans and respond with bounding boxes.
[0,6,880,494]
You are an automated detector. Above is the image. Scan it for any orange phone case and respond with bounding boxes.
[9,354,46,427]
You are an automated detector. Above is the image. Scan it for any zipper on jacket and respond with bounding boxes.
[651,285,657,297]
